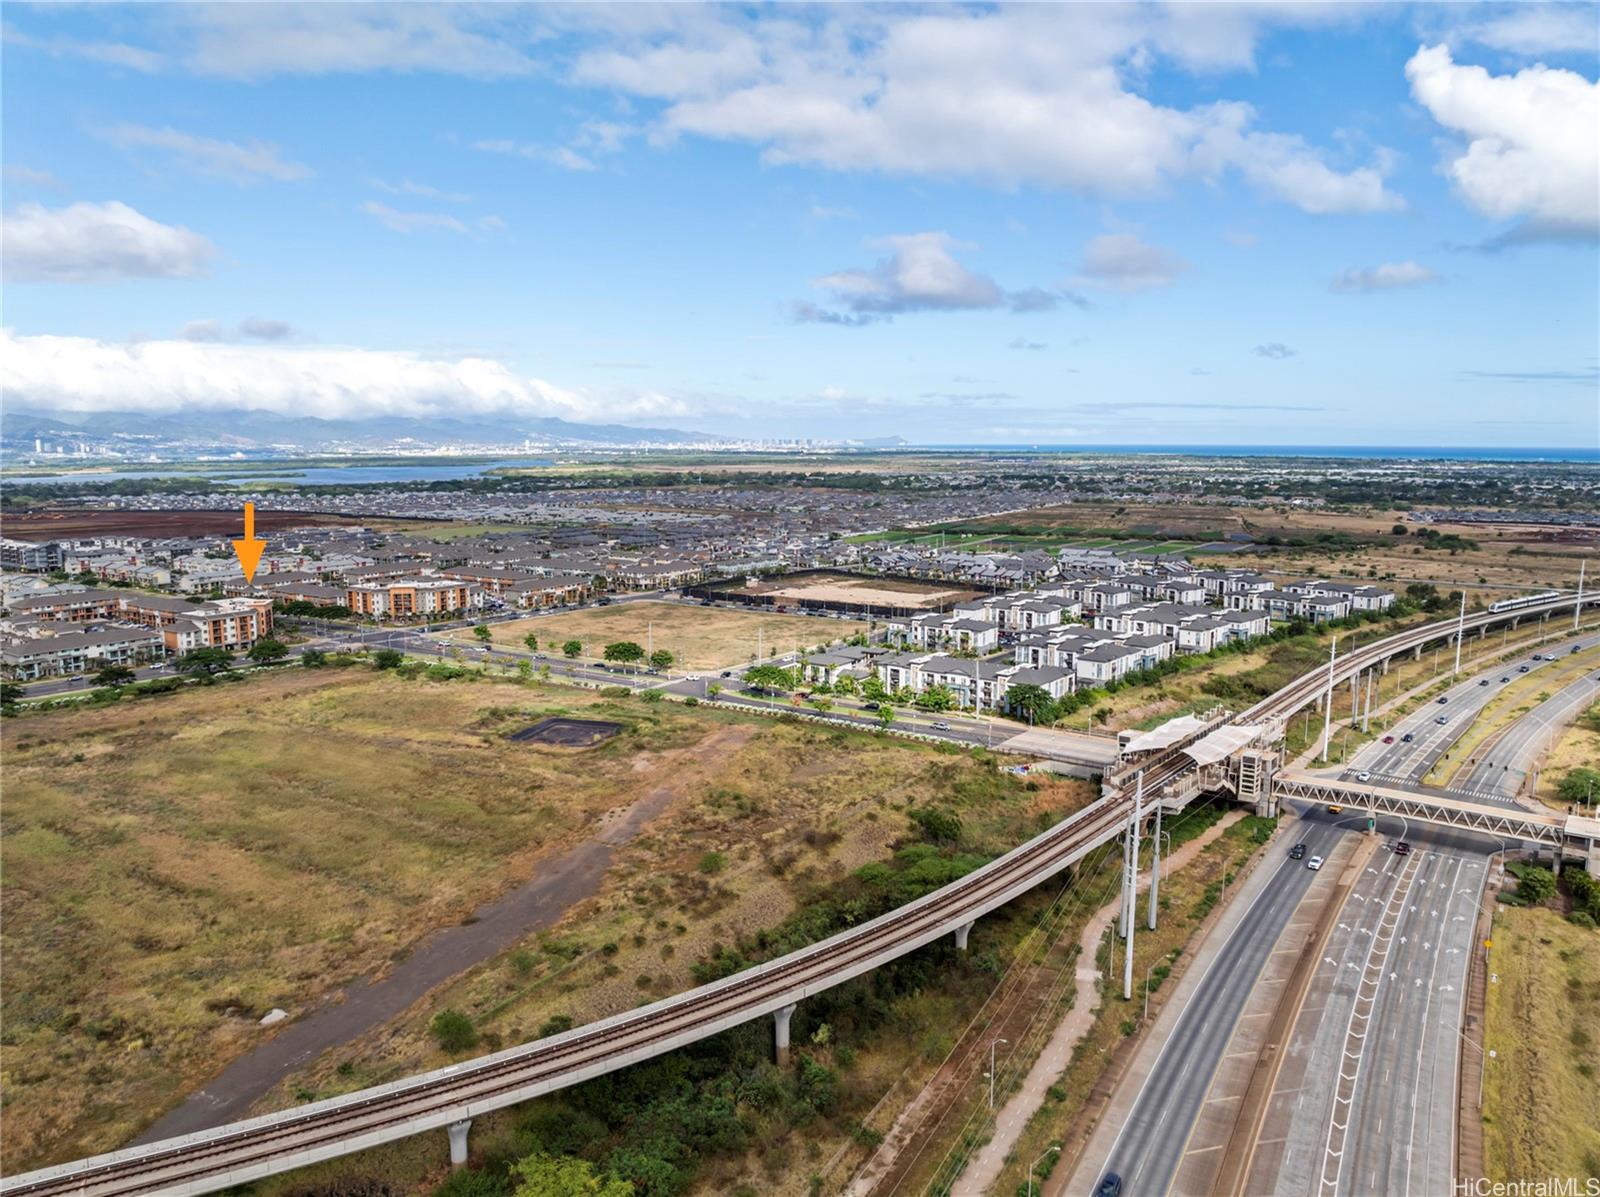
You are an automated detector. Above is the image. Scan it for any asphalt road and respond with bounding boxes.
[1341,633,1592,805]
[1252,817,1489,1197]
[1453,669,1600,800]
[1086,819,1346,1197]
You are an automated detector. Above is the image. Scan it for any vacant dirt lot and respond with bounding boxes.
[2,665,1075,1173]
[462,600,866,669]
[3,508,358,539]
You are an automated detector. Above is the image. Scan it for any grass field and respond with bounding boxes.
[456,600,867,670]
[0,663,1080,1174]
[1536,700,1600,810]
[1482,906,1600,1182]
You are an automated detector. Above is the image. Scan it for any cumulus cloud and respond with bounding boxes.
[98,123,311,184]
[799,232,1060,323]
[0,330,693,425]
[2,201,214,283]
[1253,342,1298,360]
[1406,44,1599,240]
[1078,233,1190,292]
[1330,261,1442,293]
[574,6,1400,215]
[358,201,504,237]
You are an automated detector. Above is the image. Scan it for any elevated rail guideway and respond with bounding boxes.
[5,592,1594,1197]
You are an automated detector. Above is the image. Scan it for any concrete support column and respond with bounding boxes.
[773,1003,797,1066]
[954,920,974,951]
[1413,644,1422,661]
[447,1119,472,1170]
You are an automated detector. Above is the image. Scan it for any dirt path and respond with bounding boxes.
[948,810,1246,1197]
[130,729,740,1146]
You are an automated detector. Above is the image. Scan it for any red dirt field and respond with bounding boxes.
[1,508,363,539]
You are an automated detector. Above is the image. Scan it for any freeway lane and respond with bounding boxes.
[1246,822,1488,1197]
[1077,821,1346,1197]
[1452,668,1600,801]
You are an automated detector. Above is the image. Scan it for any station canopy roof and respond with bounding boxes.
[1182,724,1263,767]
[1120,713,1209,755]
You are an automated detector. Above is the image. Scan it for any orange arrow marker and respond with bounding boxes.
[231,501,266,584]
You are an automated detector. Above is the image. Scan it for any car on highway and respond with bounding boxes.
[1531,653,1543,661]
[1327,804,1343,814]
[1095,1174,1124,1197]
[1519,665,1530,672]
[1479,678,1490,686]
[1290,842,1307,859]
[1402,733,1414,742]
[1306,855,1325,871]
[1437,695,1449,703]
[862,702,880,711]
[1382,734,1395,744]
[931,721,951,731]
[1357,771,1371,781]
[1394,841,1412,855]
[1572,644,1584,654]
[1435,715,1449,724]
[1500,676,1510,683]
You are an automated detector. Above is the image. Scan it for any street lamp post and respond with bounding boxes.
[988,1036,1008,1109]
[1028,1145,1061,1197]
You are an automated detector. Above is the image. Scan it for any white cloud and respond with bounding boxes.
[1330,261,1442,293]
[178,319,224,342]
[239,317,293,341]
[0,330,693,425]
[3,26,163,73]
[2,201,214,283]
[1406,44,1599,239]
[3,164,64,190]
[1078,233,1190,292]
[575,6,1401,215]
[1253,342,1298,359]
[358,201,504,237]
[1455,5,1600,56]
[373,178,472,203]
[471,138,598,171]
[800,231,1059,322]
[98,124,311,184]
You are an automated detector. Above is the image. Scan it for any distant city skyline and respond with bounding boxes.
[2,2,1596,447]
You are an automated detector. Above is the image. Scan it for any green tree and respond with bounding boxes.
[372,648,405,670]
[743,663,794,693]
[509,1153,633,1197]
[648,649,674,672]
[1391,523,1407,535]
[603,641,645,668]
[810,697,833,714]
[877,704,897,727]
[517,658,534,680]
[1005,683,1056,724]
[914,684,956,712]
[909,806,962,843]
[300,647,327,667]
[706,682,722,700]
[860,675,887,701]
[473,623,492,644]
[178,647,233,677]
[562,639,583,659]
[246,638,289,664]
[833,674,859,696]
[1,681,26,705]
[429,1009,478,1054]
[93,664,137,687]
[524,633,540,652]
[1515,866,1557,906]
[1557,766,1600,807]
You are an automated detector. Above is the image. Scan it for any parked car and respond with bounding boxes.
[1290,843,1307,859]
[1394,841,1413,855]
[1307,855,1325,871]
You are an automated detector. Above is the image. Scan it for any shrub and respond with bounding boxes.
[698,851,726,875]
[430,1009,478,1053]
[909,806,962,844]
[372,648,404,670]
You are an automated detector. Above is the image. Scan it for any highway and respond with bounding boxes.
[4,591,1592,1197]
[1341,633,1592,803]
[1080,819,1346,1196]
[1243,821,1488,1197]
[1452,667,1600,801]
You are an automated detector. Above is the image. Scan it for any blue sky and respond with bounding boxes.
[3,2,1597,447]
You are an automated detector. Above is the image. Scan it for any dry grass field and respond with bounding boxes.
[1482,906,1600,1183]
[457,600,866,670]
[1536,700,1600,811]
[0,663,1078,1174]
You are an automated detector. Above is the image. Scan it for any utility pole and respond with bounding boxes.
[1320,636,1337,763]
[1123,773,1142,1001]
[1577,559,1588,633]
[1362,669,1374,734]
[1147,788,1162,932]
[1454,588,1467,676]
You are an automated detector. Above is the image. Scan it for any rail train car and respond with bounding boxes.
[1487,590,1561,614]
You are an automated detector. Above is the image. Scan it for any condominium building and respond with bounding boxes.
[346,576,482,619]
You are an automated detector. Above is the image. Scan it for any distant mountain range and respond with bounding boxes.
[2,408,721,450]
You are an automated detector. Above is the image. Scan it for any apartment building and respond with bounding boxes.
[0,623,164,680]
[114,595,275,652]
[346,576,482,619]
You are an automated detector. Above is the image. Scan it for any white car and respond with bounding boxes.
[1306,855,1325,871]
[1357,771,1371,782]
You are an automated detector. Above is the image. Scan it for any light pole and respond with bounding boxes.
[1028,1145,1061,1197]
[988,1036,1008,1109]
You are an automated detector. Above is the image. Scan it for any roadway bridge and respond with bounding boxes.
[5,592,1595,1197]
